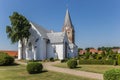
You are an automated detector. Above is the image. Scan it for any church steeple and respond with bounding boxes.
[62,9,75,43]
[63,9,74,29]
[63,9,73,28]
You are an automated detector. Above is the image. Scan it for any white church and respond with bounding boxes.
[18,9,78,60]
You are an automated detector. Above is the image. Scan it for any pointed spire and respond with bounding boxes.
[63,9,74,29]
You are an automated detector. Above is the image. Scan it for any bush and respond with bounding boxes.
[0,52,14,66]
[79,59,103,64]
[97,54,102,60]
[49,57,54,62]
[117,54,120,65]
[79,59,114,65]
[91,53,97,59]
[84,52,90,59]
[27,62,43,74]
[67,59,77,69]
[111,54,117,60]
[104,60,114,65]
[104,69,120,80]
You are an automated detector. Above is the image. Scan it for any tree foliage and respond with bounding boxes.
[0,52,14,66]
[6,12,31,43]
[6,12,31,59]
[78,48,83,52]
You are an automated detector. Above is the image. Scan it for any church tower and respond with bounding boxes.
[62,9,75,43]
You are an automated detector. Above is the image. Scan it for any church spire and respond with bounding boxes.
[63,9,74,29]
[62,9,75,43]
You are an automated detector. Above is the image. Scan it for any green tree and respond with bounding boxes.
[98,46,112,52]
[84,51,90,59]
[6,12,31,59]
[91,53,97,59]
[101,51,106,59]
[78,48,83,53]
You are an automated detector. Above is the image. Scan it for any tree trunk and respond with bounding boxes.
[21,40,24,59]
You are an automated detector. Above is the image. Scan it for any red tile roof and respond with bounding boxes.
[89,49,98,53]
[79,50,86,54]
[79,49,103,54]
[0,50,18,57]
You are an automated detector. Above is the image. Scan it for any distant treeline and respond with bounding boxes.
[78,46,120,52]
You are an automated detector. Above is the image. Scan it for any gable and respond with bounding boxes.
[47,32,65,44]
[30,22,50,39]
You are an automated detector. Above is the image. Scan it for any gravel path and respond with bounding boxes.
[16,60,103,80]
[43,61,103,80]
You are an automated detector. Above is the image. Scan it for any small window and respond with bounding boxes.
[67,32,70,34]
[47,39,50,43]
[28,42,32,50]
[35,38,39,42]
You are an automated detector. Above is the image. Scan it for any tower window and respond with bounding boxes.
[67,32,70,34]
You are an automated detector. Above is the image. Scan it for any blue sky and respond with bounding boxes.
[0,0,120,50]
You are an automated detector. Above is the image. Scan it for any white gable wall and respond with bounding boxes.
[55,44,64,60]
[46,33,70,60]
[47,43,64,60]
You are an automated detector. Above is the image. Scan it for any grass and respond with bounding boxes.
[0,64,95,80]
[53,62,120,74]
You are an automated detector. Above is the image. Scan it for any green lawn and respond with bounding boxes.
[0,64,95,80]
[53,63,120,74]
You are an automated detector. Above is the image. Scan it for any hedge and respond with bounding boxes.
[0,52,14,66]
[79,59,114,65]
[104,69,120,80]
[117,54,120,65]
[27,62,43,74]
[49,57,54,62]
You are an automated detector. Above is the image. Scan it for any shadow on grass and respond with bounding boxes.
[28,70,48,75]
[9,63,20,66]
[41,70,48,73]
[0,63,20,66]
